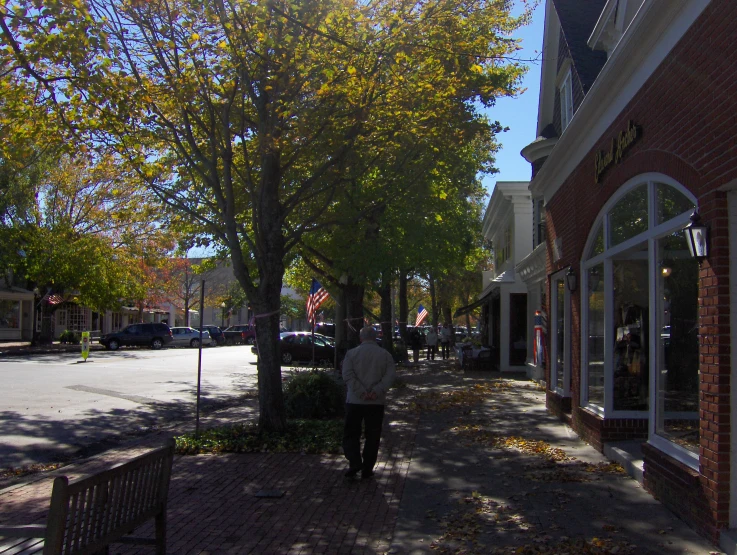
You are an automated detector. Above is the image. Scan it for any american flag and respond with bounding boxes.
[415,304,428,326]
[306,279,329,326]
[43,292,64,305]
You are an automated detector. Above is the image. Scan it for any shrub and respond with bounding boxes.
[59,330,80,344]
[175,419,343,455]
[284,370,344,419]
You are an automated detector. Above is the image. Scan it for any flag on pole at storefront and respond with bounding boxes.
[306,279,329,326]
[533,310,548,366]
[415,304,428,327]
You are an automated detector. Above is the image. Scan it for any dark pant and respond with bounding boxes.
[343,403,385,473]
[441,342,450,359]
[427,345,437,360]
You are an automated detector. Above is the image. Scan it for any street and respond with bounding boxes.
[0,345,259,469]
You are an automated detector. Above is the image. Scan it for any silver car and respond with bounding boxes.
[170,327,212,348]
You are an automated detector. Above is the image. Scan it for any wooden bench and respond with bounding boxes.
[0,439,175,555]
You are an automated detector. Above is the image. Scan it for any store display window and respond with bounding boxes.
[580,175,698,465]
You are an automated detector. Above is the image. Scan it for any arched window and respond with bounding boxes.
[580,175,699,467]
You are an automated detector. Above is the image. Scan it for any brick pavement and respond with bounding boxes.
[0,365,419,555]
[0,360,726,554]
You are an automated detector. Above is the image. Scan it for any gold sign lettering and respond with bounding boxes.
[595,121,641,184]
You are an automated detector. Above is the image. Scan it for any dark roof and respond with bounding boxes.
[552,0,608,91]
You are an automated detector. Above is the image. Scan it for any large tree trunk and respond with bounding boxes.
[343,281,364,348]
[229,149,288,432]
[399,272,408,339]
[245,263,287,432]
[429,274,439,328]
[378,274,393,356]
[334,288,346,370]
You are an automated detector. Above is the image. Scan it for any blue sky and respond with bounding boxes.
[480,2,545,194]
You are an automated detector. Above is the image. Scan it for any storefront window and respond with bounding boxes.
[608,184,648,247]
[657,183,695,225]
[554,280,565,391]
[612,243,649,411]
[581,175,697,464]
[587,264,605,407]
[590,223,604,257]
[0,300,20,329]
[656,230,699,453]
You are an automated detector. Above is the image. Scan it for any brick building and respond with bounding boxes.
[523,0,737,548]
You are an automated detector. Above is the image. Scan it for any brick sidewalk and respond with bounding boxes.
[0,368,420,555]
[0,360,724,554]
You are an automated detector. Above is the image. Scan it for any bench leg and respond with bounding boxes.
[155,512,167,555]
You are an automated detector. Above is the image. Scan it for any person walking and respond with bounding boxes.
[440,323,452,360]
[408,327,422,363]
[425,327,438,360]
[341,326,396,479]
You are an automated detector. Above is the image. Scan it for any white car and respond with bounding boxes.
[170,327,212,348]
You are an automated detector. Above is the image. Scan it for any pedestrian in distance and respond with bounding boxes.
[425,327,438,360]
[341,326,396,479]
[440,323,452,360]
[408,327,422,363]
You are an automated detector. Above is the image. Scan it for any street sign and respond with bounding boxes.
[81,331,90,361]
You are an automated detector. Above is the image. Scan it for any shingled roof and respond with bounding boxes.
[552,0,608,92]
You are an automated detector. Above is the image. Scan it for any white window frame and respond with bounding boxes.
[580,173,698,469]
[559,69,574,131]
[550,270,571,397]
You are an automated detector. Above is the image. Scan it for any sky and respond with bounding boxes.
[480,2,545,195]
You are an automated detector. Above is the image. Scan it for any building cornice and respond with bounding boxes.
[530,0,712,203]
[515,243,547,284]
[521,137,558,164]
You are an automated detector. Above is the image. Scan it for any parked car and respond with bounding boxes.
[200,325,225,346]
[170,327,212,348]
[223,325,257,345]
[252,331,335,366]
[314,323,335,338]
[100,323,173,351]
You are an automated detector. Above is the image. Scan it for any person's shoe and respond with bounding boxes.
[361,470,375,480]
[344,468,361,478]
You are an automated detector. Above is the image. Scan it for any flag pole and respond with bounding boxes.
[311,318,316,367]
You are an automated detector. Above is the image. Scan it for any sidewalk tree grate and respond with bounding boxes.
[255,489,284,498]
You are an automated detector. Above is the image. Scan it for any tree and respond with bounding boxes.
[1,0,530,430]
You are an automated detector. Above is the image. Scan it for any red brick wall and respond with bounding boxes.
[546,390,571,421]
[543,0,736,538]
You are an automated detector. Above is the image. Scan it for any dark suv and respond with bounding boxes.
[200,325,225,346]
[101,323,173,351]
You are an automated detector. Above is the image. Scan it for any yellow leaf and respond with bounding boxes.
[470,64,483,74]
[439,191,447,200]
[347,66,357,75]
[191,33,200,41]
[435,214,442,222]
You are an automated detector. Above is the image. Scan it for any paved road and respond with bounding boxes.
[0,345,259,468]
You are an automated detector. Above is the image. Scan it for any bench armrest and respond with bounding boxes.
[0,524,46,538]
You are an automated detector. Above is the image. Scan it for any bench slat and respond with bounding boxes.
[0,536,44,555]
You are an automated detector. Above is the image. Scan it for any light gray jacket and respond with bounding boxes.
[342,341,396,405]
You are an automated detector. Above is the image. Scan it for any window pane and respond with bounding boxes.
[587,264,605,407]
[608,184,648,247]
[588,222,604,258]
[613,245,649,411]
[656,183,695,224]
[656,230,699,453]
[554,280,565,391]
[0,300,20,329]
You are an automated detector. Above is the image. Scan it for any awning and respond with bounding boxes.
[454,288,499,318]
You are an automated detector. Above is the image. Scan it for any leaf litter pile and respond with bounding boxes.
[411,381,512,413]
[409,380,636,553]
[428,491,638,554]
